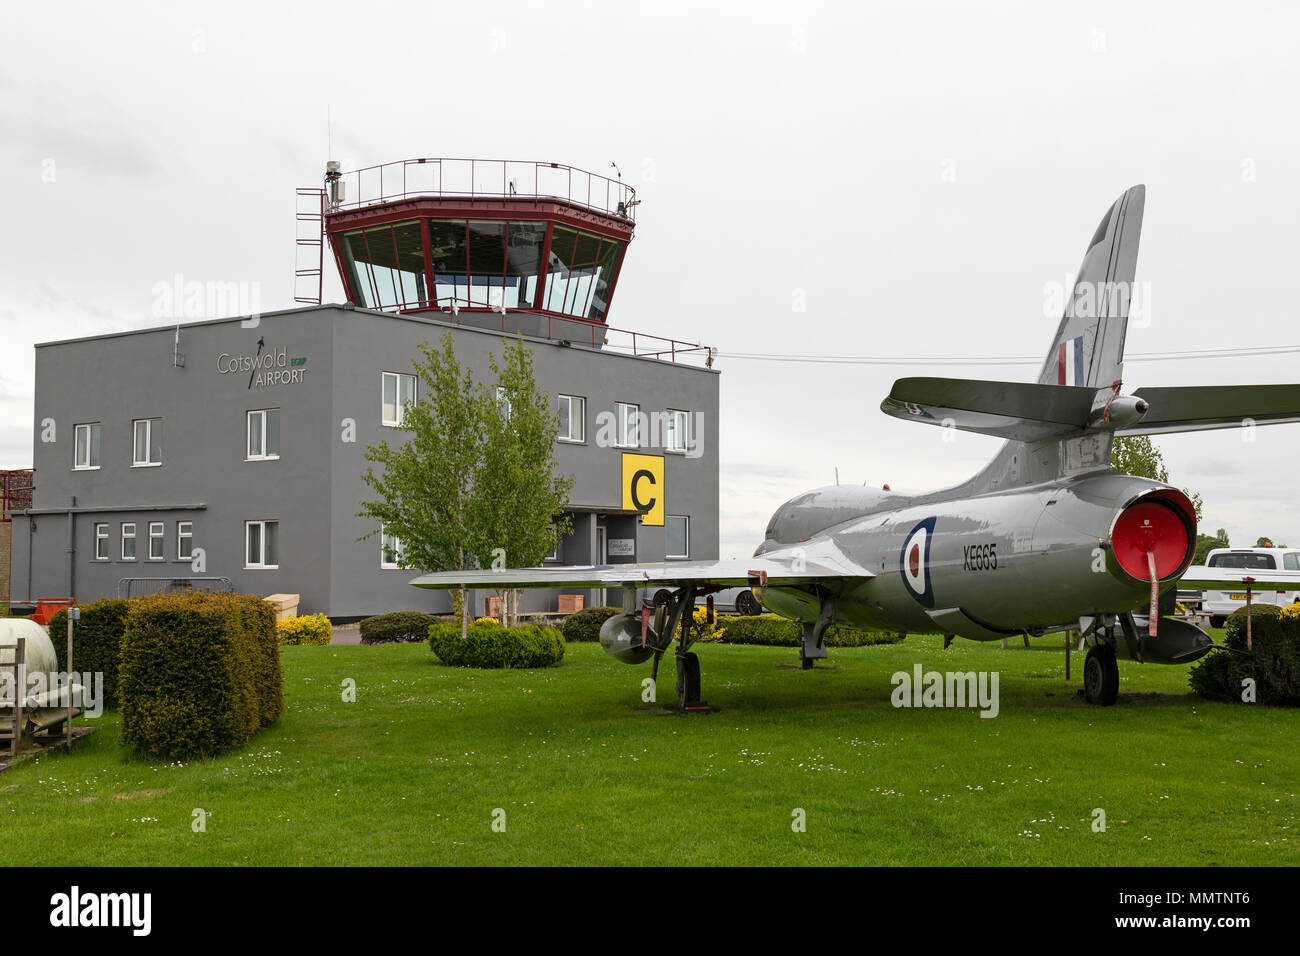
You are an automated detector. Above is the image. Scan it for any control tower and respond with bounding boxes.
[297,158,647,351]
[11,157,718,619]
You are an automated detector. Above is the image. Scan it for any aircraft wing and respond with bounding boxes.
[409,541,874,591]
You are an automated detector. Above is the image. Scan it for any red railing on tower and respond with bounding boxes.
[326,158,638,222]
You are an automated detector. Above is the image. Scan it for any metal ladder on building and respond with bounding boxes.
[294,187,325,305]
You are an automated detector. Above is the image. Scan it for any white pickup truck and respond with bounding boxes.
[1180,547,1300,627]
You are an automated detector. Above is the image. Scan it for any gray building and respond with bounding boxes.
[8,159,720,618]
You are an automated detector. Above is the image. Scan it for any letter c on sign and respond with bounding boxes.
[621,453,664,526]
[631,469,656,513]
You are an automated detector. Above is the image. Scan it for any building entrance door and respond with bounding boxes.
[596,525,607,607]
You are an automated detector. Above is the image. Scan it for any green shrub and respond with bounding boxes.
[50,598,131,707]
[710,613,903,647]
[360,611,437,645]
[118,592,283,760]
[278,613,333,646]
[560,606,619,642]
[429,619,565,668]
[1190,604,1299,705]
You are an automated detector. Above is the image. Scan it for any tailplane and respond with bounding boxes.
[882,185,1148,447]
[883,185,1300,490]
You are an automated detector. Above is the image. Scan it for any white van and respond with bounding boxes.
[1184,547,1300,627]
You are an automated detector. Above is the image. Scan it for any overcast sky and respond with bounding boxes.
[2,0,1298,560]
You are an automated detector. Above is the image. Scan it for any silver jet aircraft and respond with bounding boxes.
[413,185,1300,709]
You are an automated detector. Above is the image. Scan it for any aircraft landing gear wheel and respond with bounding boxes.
[676,652,702,708]
[800,653,814,670]
[1209,615,1226,629]
[1083,645,1119,706]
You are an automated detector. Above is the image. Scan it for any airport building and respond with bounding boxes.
[5,159,720,618]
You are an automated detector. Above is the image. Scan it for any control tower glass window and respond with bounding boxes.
[341,221,427,311]
[505,221,546,309]
[467,222,507,308]
[543,226,623,321]
[427,219,545,311]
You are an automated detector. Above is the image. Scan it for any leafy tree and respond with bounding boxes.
[1256,536,1286,548]
[1110,435,1204,522]
[1110,435,1167,482]
[1193,528,1229,565]
[472,339,575,624]
[357,332,574,632]
[357,333,487,637]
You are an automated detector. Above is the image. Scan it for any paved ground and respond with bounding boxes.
[330,623,362,646]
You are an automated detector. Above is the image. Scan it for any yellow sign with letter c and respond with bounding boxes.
[621,454,664,526]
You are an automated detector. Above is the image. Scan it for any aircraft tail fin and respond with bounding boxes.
[880,186,1148,489]
[882,186,1300,489]
[1037,184,1146,391]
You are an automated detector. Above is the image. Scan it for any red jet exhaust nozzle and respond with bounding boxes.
[1111,493,1195,582]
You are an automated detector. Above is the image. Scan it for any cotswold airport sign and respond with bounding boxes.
[216,343,308,388]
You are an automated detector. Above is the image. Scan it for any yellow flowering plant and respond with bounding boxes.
[278,613,333,646]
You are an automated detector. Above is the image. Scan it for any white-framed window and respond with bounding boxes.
[132,418,162,466]
[615,402,640,448]
[666,515,689,560]
[94,522,109,560]
[380,525,405,569]
[558,395,585,443]
[121,522,137,560]
[177,521,194,560]
[148,521,165,560]
[245,519,279,569]
[246,409,280,460]
[382,372,417,426]
[74,423,101,470]
[665,409,689,453]
[494,385,513,421]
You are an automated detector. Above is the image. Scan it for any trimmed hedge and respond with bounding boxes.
[118,592,283,760]
[360,611,437,645]
[1190,604,1299,705]
[50,598,131,707]
[560,606,619,642]
[709,613,903,647]
[429,619,565,668]
[279,613,333,646]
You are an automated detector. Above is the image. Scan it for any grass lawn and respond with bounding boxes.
[1,633,1296,866]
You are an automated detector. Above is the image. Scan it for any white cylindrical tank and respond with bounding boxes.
[0,618,59,675]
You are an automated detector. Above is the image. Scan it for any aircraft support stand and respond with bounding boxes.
[799,593,834,670]
[668,586,709,714]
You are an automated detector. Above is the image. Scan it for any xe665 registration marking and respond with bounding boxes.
[963,543,998,570]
